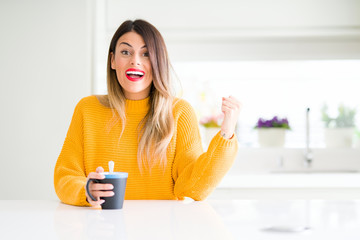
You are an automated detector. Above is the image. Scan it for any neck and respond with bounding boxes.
[124,88,151,100]
[125,96,150,114]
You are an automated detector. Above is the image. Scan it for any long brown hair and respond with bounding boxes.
[106,19,174,172]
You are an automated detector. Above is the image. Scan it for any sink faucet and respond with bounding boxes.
[304,108,313,167]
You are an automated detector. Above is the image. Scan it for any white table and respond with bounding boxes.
[1,199,360,239]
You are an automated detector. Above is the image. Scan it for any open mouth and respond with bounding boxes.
[126,68,145,81]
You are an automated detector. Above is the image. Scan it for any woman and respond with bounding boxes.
[54,19,241,207]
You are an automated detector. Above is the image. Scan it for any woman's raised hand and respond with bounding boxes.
[220,96,242,139]
[85,166,114,207]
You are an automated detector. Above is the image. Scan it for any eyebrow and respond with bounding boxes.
[119,42,147,49]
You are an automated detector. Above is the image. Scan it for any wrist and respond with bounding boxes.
[220,130,233,139]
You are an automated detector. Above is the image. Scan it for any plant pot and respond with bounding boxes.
[257,128,286,147]
[324,127,354,148]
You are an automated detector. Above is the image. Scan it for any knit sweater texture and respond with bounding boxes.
[54,96,238,206]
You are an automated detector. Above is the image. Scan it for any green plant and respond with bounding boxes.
[321,104,357,128]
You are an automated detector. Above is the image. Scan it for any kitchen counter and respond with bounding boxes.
[1,199,360,239]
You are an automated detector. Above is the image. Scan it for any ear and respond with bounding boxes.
[110,52,115,70]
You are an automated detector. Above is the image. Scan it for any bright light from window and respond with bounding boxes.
[172,60,360,148]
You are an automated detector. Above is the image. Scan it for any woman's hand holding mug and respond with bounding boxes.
[85,167,114,207]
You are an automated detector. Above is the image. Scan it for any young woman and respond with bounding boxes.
[54,19,241,207]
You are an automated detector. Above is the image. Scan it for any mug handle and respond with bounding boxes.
[85,179,98,202]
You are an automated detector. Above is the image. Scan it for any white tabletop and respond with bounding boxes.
[1,199,360,240]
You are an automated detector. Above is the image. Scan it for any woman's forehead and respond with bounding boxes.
[117,32,146,48]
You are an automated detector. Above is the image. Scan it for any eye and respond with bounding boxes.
[121,50,130,56]
[143,52,149,57]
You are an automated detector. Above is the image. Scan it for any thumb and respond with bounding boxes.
[96,166,104,173]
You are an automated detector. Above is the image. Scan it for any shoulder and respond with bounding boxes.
[74,95,108,113]
[75,95,97,109]
[173,98,195,114]
[172,98,198,122]
[77,95,98,104]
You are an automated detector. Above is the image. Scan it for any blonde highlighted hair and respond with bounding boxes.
[105,19,175,172]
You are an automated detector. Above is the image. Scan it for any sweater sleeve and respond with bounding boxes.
[54,99,91,207]
[172,101,238,201]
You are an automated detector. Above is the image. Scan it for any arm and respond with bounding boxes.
[54,100,90,206]
[172,100,239,200]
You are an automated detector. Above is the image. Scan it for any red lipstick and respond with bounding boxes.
[125,68,145,82]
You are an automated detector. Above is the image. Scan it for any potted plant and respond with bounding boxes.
[321,104,357,148]
[200,113,223,148]
[254,116,291,147]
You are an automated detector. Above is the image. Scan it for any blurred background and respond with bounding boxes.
[1,0,359,200]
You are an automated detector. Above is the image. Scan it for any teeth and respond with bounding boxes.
[126,71,144,76]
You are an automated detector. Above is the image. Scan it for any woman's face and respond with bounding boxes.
[111,31,153,100]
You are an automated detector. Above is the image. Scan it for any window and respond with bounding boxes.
[172,60,360,148]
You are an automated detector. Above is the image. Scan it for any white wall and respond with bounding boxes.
[0,0,92,199]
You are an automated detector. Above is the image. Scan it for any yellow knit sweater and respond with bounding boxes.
[54,96,238,206]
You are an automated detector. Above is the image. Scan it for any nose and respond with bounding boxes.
[130,54,141,66]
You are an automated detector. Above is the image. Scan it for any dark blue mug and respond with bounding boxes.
[86,172,128,209]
